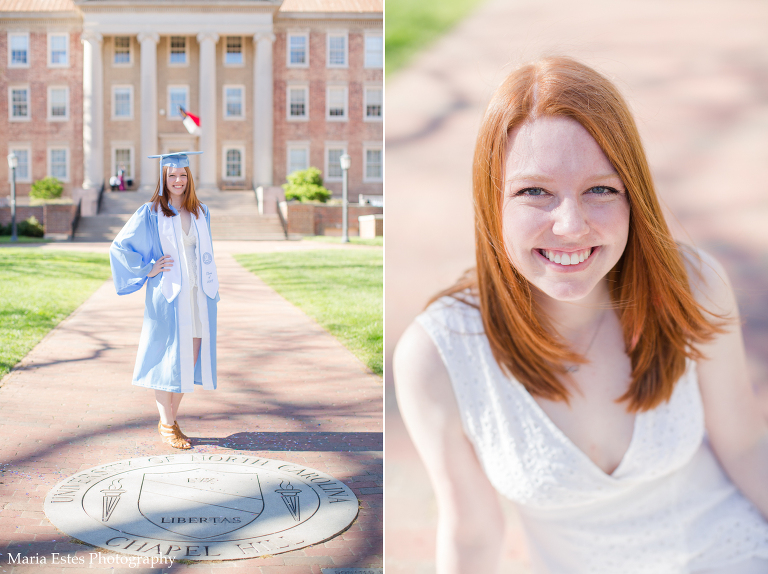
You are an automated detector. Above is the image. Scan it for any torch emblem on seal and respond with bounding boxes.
[100,479,126,522]
[276,481,302,522]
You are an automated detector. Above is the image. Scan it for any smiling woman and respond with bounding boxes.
[393,57,768,573]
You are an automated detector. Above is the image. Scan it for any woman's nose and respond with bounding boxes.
[551,198,589,237]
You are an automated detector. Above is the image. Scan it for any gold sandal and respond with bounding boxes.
[173,421,188,440]
[158,421,191,449]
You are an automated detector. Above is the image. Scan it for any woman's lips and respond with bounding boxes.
[536,247,598,267]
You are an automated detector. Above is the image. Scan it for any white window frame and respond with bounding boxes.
[364,32,383,69]
[112,85,134,120]
[7,144,32,183]
[168,36,188,67]
[363,143,383,183]
[224,36,244,67]
[223,84,245,120]
[167,85,189,119]
[47,85,69,121]
[326,31,348,68]
[324,143,347,182]
[8,33,30,68]
[112,36,132,66]
[364,85,383,122]
[111,143,135,181]
[286,84,309,121]
[326,85,348,122]
[286,141,310,176]
[8,85,31,121]
[286,30,309,68]
[47,32,69,68]
[47,145,70,182]
[222,144,246,181]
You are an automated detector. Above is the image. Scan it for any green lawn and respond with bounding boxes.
[0,249,112,379]
[302,235,383,247]
[386,0,487,75]
[234,249,383,376]
[0,236,50,244]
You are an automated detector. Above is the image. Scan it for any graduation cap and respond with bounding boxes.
[147,151,203,195]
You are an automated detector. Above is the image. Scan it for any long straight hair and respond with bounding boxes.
[441,57,723,412]
[151,166,202,218]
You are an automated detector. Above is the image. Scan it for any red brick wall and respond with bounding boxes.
[44,202,78,235]
[286,202,383,235]
[273,20,383,200]
[0,26,84,199]
[0,205,44,226]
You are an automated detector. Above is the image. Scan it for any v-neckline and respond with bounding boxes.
[514,379,643,480]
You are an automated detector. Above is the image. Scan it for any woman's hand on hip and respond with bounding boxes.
[148,255,173,278]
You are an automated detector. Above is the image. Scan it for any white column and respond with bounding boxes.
[197,32,219,188]
[138,32,159,190]
[82,31,103,191]
[254,32,275,186]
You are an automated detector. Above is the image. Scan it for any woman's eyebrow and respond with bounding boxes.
[507,172,621,182]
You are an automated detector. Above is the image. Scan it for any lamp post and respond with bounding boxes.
[6,153,18,242]
[339,153,351,243]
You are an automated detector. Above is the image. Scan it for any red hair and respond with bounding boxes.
[439,57,724,412]
[151,166,202,218]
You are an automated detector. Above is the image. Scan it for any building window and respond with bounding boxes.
[48,87,69,120]
[223,146,245,180]
[326,86,347,121]
[225,36,243,65]
[114,36,131,65]
[287,32,308,67]
[224,86,244,119]
[48,33,69,67]
[9,87,30,120]
[325,146,346,181]
[364,146,383,182]
[327,32,347,67]
[9,33,29,67]
[287,144,309,175]
[365,34,383,68]
[8,147,31,182]
[49,147,69,181]
[169,36,187,65]
[113,86,133,120]
[114,148,132,179]
[364,87,383,121]
[168,86,189,118]
[287,86,308,120]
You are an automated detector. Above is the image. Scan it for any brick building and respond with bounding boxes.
[0,0,382,210]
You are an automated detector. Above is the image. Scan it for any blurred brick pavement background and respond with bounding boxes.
[0,241,382,573]
[385,0,768,572]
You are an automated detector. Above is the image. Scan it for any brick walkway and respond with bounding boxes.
[386,0,768,572]
[0,241,382,573]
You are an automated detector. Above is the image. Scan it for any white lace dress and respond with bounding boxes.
[417,296,768,574]
[179,221,203,338]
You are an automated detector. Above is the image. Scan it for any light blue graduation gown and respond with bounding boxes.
[109,202,219,393]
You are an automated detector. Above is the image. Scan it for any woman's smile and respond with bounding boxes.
[502,116,630,302]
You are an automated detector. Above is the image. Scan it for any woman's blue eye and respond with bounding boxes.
[589,186,618,195]
[518,187,546,196]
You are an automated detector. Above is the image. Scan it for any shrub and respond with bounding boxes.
[282,167,331,203]
[18,216,45,237]
[30,177,63,201]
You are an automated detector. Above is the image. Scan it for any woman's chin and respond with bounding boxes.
[534,279,602,303]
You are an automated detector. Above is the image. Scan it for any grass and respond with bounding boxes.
[234,249,383,376]
[386,0,488,75]
[0,249,112,379]
[302,235,383,247]
[0,236,50,244]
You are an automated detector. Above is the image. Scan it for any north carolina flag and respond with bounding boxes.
[179,106,201,135]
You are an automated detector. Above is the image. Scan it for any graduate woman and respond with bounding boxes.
[110,152,219,449]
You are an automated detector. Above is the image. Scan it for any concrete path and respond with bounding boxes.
[0,241,382,573]
[386,0,768,572]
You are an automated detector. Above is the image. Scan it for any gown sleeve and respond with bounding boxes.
[109,203,155,295]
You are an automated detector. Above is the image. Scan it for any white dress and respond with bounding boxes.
[417,296,768,574]
[180,221,203,338]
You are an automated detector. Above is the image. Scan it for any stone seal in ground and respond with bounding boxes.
[44,454,359,561]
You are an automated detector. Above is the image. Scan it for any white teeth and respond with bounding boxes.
[541,248,593,266]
